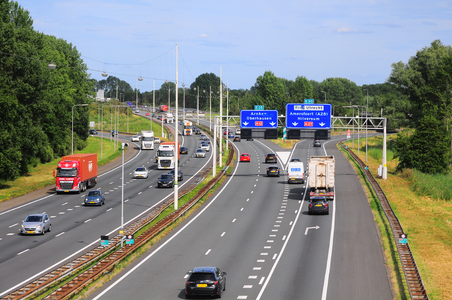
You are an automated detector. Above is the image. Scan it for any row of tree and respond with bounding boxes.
[0,1,93,181]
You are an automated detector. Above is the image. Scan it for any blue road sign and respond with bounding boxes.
[304,99,314,104]
[127,102,133,106]
[286,104,331,129]
[240,110,278,129]
[254,105,264,110]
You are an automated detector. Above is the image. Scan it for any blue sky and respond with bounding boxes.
[18,0,452,92]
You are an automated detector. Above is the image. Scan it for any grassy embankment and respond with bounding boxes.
[0,111,167,203]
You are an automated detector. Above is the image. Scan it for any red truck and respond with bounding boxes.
[159,105,168,112]
[55,153,98,194]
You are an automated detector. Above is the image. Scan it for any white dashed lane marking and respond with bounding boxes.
[17,249,29,255]
[221,232,226,237]
[84,219,91,223]
[248,275,257,279]
[205,249,211,255]
[259,277,265,285]
[56,232,65,237]
[62,202,68,206]
[107,208,113,212]
[9,223,18,228]
[7,233,15,236]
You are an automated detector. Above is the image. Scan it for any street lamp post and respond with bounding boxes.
[72,104,88,154]
[174,43,179,210]
[209,86,212,131]
[194,86,200,125]
[219,67,223,167]
[226,80,229,151]
[165,80,171,111]
[120,142,128,247]
[182,83,186,121]
[363,89,369,162]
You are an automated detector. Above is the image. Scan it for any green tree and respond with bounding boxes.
[289,76,313,102]
[253,71,286,113]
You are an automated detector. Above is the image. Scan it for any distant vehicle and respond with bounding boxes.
[89,129,98,135]
[169,169,183,181]
[267,165,280,177]
[265,153,277,163]
[84,190,105,206]
[19,213,51,235]
[157,142,180,169]
[159,105,168,112]
[224,129,228,135]
[55,153,98,193]
[157,174,174,188]
[308,196,329,215]
[235,128,241,135]
[233,136,241,142]
[240,153,251,162]
[195,148,206,158]
[134,167,149,179]
[287,161,305,184]
[183,120,193,136]
[166,113,174,123]
[185,266,226,299]
[228,132,234,138]
[131,135,141,142]
[141,130,155,150]
[194,129,201,135]
[200,134,208,141]
[201,142,210,152]
[290,158,301,162]
[313,140,321,147]
[180,146,189,154]
[154,137,161,144]
[146,112,150,116]
[111,130,118,136]
[152,114,157,118]
[135,109,140,113]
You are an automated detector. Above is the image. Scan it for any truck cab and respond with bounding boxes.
[156,142,179,169]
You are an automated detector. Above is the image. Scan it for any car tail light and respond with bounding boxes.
[214,281,218,285]
[278,169,280,172]
[325,203,328,207]
[309,203,312,208]
[267,169,269,172]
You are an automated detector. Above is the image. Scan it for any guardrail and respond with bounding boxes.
[340,142,428,300]
[2,125,234,300]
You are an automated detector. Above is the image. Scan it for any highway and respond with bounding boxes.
[0,118,213,297]
[87,121,393,300]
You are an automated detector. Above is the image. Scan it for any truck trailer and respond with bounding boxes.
[156,141,180,169]
[159,105,168,112]
[55,153,98,194]
[166,113,174,123]
[308,156,335,200]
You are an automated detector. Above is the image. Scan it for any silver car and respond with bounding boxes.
[134,167,149,179]
[195,148,206,158]
[131,135,141,142]
[200,142,210,152]
[20,213,51,235]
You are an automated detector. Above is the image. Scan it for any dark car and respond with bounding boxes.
[233,136,241,142]
[228,132,234,138]
[180,146,189,154]
[157,174,174,188]
[169,169,183,181]
[111,130,118,136]
[89,129,98,135]
[185,266,226,299]
[84,190,105,206]
[313,140,321,147]
[290,158,301,162]
[265,153,277,163]
[308,196,329,215]
[267,165,280,177]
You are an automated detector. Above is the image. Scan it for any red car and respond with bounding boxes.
[240,153,251,162]
[146,112,150,116]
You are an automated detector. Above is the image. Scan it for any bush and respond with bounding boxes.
[410,170,452,200]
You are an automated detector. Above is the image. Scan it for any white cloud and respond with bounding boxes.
[199,34,209,38]
[337,27,357,33]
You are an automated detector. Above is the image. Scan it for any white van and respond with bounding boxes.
[287,161,305,184]
[235,128,241,135]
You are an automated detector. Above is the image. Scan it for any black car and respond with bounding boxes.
[308,196,329,215]
[89,129,98,135]
[313,140,321,147]
[157,174,174,188]
[169,169,183,181]
[180,146,189,154]
[233,136,241,142]
[265,153,277,163]
[290,158,301,162]
[185,267,226,299]
[266,165,280,177]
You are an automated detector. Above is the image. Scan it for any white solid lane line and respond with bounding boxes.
[259,277,265,285]
[84,219,91,223]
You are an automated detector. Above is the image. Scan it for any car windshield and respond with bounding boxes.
[269,167,278,170]
[242,154,249,157]
[133,135,139,138]
[291,158,300,162]
[189,273,216,281]
[267,154,275,158]
[25,215,42,222]
[157,150,174,157]
[143,137,154,141]
[88,191,101,196]
[311,197,326,203]
[160,175,173,179]
[135,167,146,172]
[197,149,205,153]
[57,169,77,177]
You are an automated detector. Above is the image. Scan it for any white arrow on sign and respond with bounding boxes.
[305,225,320,235]
[243,122,249,126]
[270,122,276,126]
[319,122,325,126]
[292,122,298,126]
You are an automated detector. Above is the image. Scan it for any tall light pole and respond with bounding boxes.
[209,86,212,131]
[219,67,223,167]
[363,89,369,162]
[174,43,179,210]
[72,104,88,154]
[182,83,186,121]
[121,142,128,247]
[165,80,171,111]
[194,86,200,125]
[226,80,229,151]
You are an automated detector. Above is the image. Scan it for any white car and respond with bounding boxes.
[200,143,210,152]
[134,167,149,179]
[195,148,206,158]
[154,137,161,144]
[131,135,141,142]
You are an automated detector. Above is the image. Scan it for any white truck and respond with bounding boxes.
[308,156,335,200]
[287,161,305,184]
[141,130,155,150]
[156,142,179,169]
[183,120,193,136]
[166,113,174,123]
